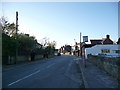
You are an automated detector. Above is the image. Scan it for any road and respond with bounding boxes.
[3,55,82,88]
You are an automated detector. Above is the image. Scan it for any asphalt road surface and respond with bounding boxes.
[3,55,82,88]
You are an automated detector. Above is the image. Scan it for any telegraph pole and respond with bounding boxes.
[15,11,18,64]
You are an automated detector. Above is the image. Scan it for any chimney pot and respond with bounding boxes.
[106,35,110,39]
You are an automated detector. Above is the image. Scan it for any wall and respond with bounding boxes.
[88,55,120,81]
[2,56,28,65]
[85,44,120,58]
[3,55,44,65]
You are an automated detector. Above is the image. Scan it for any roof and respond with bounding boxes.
[101,38,113,44]
[90,39,102,45]
[90,35,113,45]
[83,44,95,48]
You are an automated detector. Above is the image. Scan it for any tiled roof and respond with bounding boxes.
[90,39,102,45]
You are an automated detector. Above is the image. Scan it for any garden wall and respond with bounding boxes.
[88,55,120,81]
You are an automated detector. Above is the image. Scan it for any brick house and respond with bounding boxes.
[101,35,113,44]
[90,35,113,45]
[81,35,114,58]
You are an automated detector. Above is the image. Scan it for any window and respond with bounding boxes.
[101,49,110,53]
[113,50,120,54]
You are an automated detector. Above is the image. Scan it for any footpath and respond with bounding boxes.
[77,58,119,88]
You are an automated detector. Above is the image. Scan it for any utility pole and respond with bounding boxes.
[15,11,18,64]
[80,32,82,57]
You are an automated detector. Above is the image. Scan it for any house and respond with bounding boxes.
[71,42,80,56]
[60,45,72,55]
[90,39,102,45]
[101,35,113,44]
[81,35,115,58]
[90,35,113,45]
[85,44,120,58]
[64,45,72,55]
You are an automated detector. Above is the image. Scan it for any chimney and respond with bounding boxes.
[106,35,110,39]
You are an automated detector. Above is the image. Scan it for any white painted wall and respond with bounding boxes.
[85,44,120,58]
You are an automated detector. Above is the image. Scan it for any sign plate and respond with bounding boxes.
[83,36,88,42]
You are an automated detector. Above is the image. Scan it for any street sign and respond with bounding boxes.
[83,36,88,42]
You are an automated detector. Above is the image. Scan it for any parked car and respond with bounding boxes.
[54,52,58,56]
[98,53,107,57]
[57,52,61,56]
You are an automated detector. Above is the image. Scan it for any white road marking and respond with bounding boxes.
[8,70,41,86]
[46,63,55,68]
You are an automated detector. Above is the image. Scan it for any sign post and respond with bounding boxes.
[83,36,88,42]
[83,36,88,68]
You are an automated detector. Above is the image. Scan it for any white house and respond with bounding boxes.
[85,44,120,58]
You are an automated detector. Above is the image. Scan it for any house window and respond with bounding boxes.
[113,50,120,54]
[101,49,110,53]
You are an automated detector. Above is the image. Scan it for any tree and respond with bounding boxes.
[6,23,16,36]
[2,33,17,64]
[40,37,56,56]
[0,16,9,31]
[0,16,16,36]
[41,37,49,47]
[45,41,56,55]
[2,33,16,56]
[17,33,38,55]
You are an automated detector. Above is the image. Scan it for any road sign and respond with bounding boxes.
[83,36,88,42]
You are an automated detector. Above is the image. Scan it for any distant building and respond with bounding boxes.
[90,39,102,45]
[101,35,113,44]
[90,35,113,45]
[60,45,72,55]
[64,45,71,52]
[72,35,117,58]
[81,35,116,58]
[71,42,80,56]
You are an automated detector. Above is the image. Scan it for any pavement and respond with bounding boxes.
[77,57,119,88]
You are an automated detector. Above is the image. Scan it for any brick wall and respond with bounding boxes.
[87,55,120,81]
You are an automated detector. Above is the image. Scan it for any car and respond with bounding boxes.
[98,53,107,57]
[57,52,61,56]
[54,53,58,56]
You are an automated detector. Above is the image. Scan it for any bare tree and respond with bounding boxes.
[0,16,16,36]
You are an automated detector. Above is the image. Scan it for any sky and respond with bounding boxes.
[1,1,118,49]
